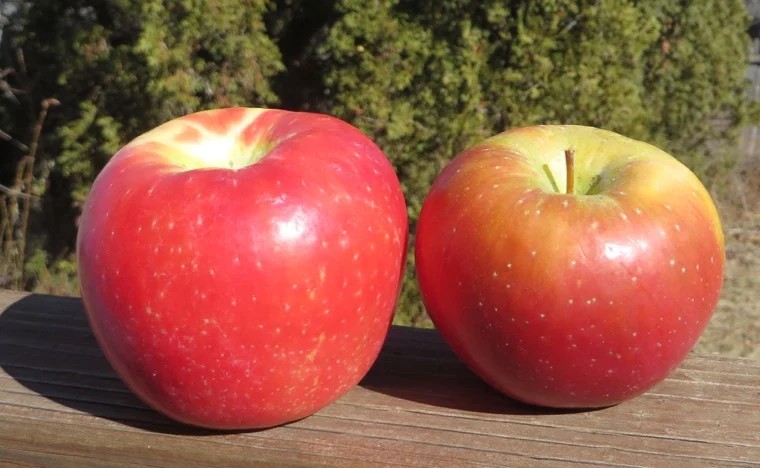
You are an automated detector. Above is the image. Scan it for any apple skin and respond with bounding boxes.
[77,108,407,429]
[415,125,724,408]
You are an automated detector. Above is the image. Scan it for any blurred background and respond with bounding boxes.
[1,1,758,357]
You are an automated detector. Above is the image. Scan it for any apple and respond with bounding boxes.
[415,125,724,408]
[76,107,407,429]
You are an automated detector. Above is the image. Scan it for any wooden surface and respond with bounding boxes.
[0,289,759,467]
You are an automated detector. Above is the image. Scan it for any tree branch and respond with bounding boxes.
[0,184,39,200]
[0,128,30,153]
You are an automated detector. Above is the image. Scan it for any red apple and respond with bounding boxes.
[77,108,407,429]
[415,125,724,408]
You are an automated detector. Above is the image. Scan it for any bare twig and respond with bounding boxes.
[0,128,30,153]
[0,45,60,290]
[0,184,39,199]
[12,98,60,287]
[15,48,27,79]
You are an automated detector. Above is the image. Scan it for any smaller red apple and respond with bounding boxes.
[415,125,725,408]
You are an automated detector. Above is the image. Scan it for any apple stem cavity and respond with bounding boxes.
[565,149,575,195]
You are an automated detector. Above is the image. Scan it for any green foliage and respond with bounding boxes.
[2,0,284,270]
[136,0,283,118]
[0,0,751,326]
[56,101,123,206]
[639,1,750,182]
[489,1,659,135]
[24,249,79,297]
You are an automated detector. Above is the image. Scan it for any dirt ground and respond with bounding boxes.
[695,212,760,358]
[694,126,760,359]
[700,11,760,359]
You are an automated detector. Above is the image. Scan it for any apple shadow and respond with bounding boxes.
[0,293,587,437]
[359,325,591,417]
[0,293,220,436]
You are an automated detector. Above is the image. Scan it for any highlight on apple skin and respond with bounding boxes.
[415,125,725,408]
[77,107,408,429]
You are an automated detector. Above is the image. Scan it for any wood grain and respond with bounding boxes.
[1,289,758,466]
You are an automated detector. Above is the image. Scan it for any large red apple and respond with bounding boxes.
[77,108,407,429]
[415,125,724,408]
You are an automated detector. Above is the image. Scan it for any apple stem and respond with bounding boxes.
[565,149,575,195]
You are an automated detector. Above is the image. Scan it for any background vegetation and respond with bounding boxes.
[0,0,752,328]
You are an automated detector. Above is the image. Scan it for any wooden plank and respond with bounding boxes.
[0,289,759,466]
